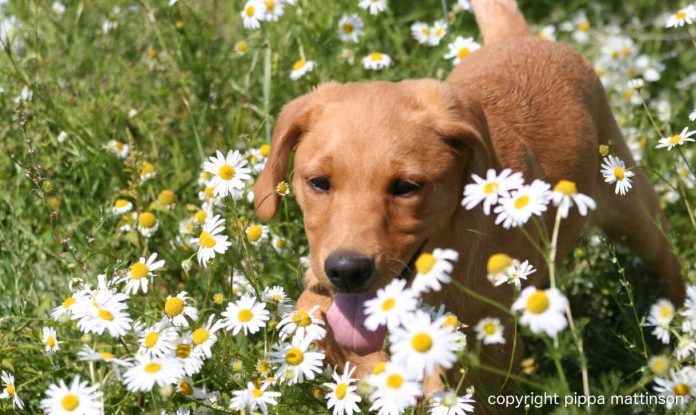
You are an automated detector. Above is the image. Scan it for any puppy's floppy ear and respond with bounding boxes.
[254,93,314,221]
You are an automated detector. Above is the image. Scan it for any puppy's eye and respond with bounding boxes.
[307,177,331,193]
[389,180,420,197]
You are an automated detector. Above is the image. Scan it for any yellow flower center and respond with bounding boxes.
[115,199,130,208]
[386,373,403,389]
[381,298,396,311]
[483,322,497,335]
[213,293,224,304]
[98,309,114,321]
[265,0,274,9]
[372,362,386,374]
[219,164,236,180]
[335,383,348,399]
[487,253,512,274]
[443,315,459,328]
[483,181,498,194]
[46,335,56,348]
[598,144,609,156]
[144,331,159,348]
[115,141,124,151]
[61,394,80,410]
[260,144,271,157]
[292,311,312,327]
[165,297,185,316]
[370,52,383,62]
[613,167,625,181]
[285,347,304,365]
[435,28,444,37]
[669,135,683,145]
[343,23,354,33]
[252,388,264,398]
[194,211,207,225]
[676,11,687,20]
[6,384,14,396]
[139,212,157,229]
[276,182,288,194]
[204,186,214,199]
[141,161,155,175]
[99,352,115,359]
[236,41,248,53]
[257,362,270,374]
[526,291,550,314]
[293,59,306,71]
[157,189,176,205]
[199,231,216,248]
[554,180,577,196]
[179,380,193,396]
[274,239,287,249]
[660,306,672,319]
[411,332,433,352]
[578,22,590,32]
[674,383,691,396]
[246,5,255,17]
[238,309,253,322]
[651,359,668,373]
[415,253,437,275]
[246,225,263,241]
[131,262,149,280]
[62,296,75,308]
[192,328,210,345]
[514,195,530,209]
[176,344,191,358]
[144,362,161,373]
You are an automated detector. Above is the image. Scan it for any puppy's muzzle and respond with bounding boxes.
[324,251,374,293]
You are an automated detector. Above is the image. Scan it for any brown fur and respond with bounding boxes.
[254,0,684,395]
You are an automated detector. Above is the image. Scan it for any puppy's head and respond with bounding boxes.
[254,80,492,295]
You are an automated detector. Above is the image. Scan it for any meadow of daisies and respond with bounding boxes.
[2,0,696,414]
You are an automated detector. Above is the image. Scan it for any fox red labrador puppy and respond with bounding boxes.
[253,0,684,390]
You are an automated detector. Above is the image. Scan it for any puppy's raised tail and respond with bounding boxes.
[471,0,529,45]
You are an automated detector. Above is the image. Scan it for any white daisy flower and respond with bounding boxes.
[496,259,536,290]
[410,248,459,294]
[485,253,514,286]
[137,211,159,237]
[536,25,556,41]
[494,180,552,229]
[338,13,363,43]
[647,298,675,344]
[190,214,232,268]
[137,319,178,358]
[649,355,671,376]
[190,314,225,358]
[550,179,597,218]
[277,305,327,342]
[222,295,270,335]
[665,5,696,28]
[675,337,696,360]
[203,150,252,197]
[77,345,131,367]
[41,377,102,415]
[410,21,431,45]
[429,390,475,415]
[173,336,206,376]
[163,291,199,328]
[42,326,60,354]
[367,363,421,415]
[139,161,157,182]
[241,0,265,29]
[275,180,291,196]
[364,279,418,331]
[340,48,355,65]
[76,304,132,338]
[0,371,23,410]
[176,378,209,401]
[653,368,696,409]
[429,20,447,46]
[362,52,392,70]
[268,335,325,384]
[107,140,129,158]
[111,199,132,215]
[51,292,84,321]
[600,155,635,195]
[290,59,316,80]
[245,223,269,245]
[231,382,281,414]
[262,285,289,304]
[389,310,462,379]
[324,363,362,415]
[271,235,290,253]
[462,168,524,215]
[359,0,387,15]
[656,127,696,151]
[456,0,472,11]
[444,36,480,65]
[231,272,255,297]
[122,252,165,295]
[560,10,590,43]
[123,356,185,392]
[512,286,568,338]
[474,317,506,345]
[260,0,284,21]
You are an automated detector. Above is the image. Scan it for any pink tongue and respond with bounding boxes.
[327,292,386,355]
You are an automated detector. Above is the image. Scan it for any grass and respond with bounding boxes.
[1,0,696,414]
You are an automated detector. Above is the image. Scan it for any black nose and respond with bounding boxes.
[324,251,374,292]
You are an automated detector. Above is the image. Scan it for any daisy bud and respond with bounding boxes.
[181,259,192,272]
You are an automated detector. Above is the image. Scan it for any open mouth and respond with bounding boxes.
[325,239,428,355]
